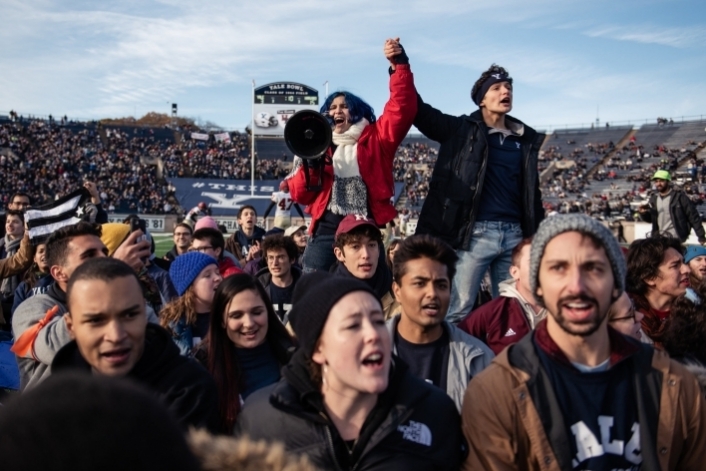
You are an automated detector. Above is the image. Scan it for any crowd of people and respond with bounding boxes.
[4,39,706,471]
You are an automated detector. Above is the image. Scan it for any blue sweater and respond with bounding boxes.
[235,341,281,399]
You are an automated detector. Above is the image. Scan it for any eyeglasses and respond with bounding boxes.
[189,245,214,253]
[610,302,637,323]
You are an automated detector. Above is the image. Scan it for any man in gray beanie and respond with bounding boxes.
[460,214,706,470]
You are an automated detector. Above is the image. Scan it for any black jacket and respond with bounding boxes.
[642,189,705,242]
[256,265,303,299]
[52,323,220,432]
[414,98,545,249]
[235,349,464,471]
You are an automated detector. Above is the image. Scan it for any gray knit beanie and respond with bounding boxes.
[530,214,626,303]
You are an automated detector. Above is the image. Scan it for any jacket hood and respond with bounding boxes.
[498,279,547,328]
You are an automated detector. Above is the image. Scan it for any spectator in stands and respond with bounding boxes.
[256,235,301,323]
[52,258,219,431]
[11,243,51,316]
[263,180,305,229]
[458,237,547,355]
[164,223,192,264]
[284,224,307,267]
[685,245,706,288]
[162,252,223,356]
[236,271,464,470]
[7,192,31,212]
[1,210,25,316]
[225,205,266,266]
[286,39,416,272]
[414,64,545,324]
[461,214,706,471]
[201,274,293,433]
[332,215,396,318]
[12,222,151,390]
[607,292,644,341]
[639,170,706,243]
[388,235,492,411]
[191,228,242,278]
[626,236,690,346]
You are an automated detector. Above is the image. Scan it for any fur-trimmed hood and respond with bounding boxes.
[188,429,320,471]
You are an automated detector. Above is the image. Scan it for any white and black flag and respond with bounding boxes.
[25,188,91,242]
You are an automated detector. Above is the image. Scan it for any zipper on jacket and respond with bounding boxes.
[324,426,344,471]
[467,124,489,242]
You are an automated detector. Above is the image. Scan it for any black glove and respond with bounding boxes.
[393,43,409,65]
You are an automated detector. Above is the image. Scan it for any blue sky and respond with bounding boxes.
[1,0,705,132]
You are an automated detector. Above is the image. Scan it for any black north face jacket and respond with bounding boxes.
[235,349,464,470]
[414,98,545,249]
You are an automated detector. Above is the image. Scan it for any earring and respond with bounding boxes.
[322,364,328,388]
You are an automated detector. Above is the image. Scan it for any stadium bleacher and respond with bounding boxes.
[2,111,705,222]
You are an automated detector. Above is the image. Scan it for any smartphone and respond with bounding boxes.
[129,218,148,243]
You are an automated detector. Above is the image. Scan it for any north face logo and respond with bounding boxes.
[504,328,517,337]
[398,421,432,446]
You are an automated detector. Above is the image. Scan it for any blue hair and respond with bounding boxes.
[320,91,376,126]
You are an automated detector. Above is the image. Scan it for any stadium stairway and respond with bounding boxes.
[98,126,108,148]
[586,128,636,179]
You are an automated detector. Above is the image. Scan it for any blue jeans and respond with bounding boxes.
[302,234,337,273]
[447,221,523,324]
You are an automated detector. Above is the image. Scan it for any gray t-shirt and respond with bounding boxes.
[656,192,677,237]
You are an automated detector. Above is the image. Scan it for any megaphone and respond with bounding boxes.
[284,110,332,160]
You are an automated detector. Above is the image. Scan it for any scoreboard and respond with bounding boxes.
[253,82,319,136]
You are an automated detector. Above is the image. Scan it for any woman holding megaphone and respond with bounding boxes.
[285,38,416,273]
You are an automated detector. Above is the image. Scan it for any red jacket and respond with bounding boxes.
[288,64,417,234]
[458,296,533,355]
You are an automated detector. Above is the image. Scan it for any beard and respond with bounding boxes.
[550,294,609,337]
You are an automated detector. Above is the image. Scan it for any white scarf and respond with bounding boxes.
[330,119,368,178]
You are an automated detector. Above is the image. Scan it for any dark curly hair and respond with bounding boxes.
[626,236,684,296]
[471,64,512,104]
[662,287,706,365]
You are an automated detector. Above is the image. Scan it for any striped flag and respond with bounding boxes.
[25,188,91,242]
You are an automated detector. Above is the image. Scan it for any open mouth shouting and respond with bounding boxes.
[361,351,385,371]
[499,97,511,107]
[559,296,598,323]
[421,302,441,318]
[101,347,132,367]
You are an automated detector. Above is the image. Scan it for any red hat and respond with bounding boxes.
[279,180,289,192]
[335,214,378,237]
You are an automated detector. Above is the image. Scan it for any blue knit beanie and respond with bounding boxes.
[169,252,218,296]
[684,245,706,264]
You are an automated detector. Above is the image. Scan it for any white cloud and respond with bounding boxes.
[584,24,706,48]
